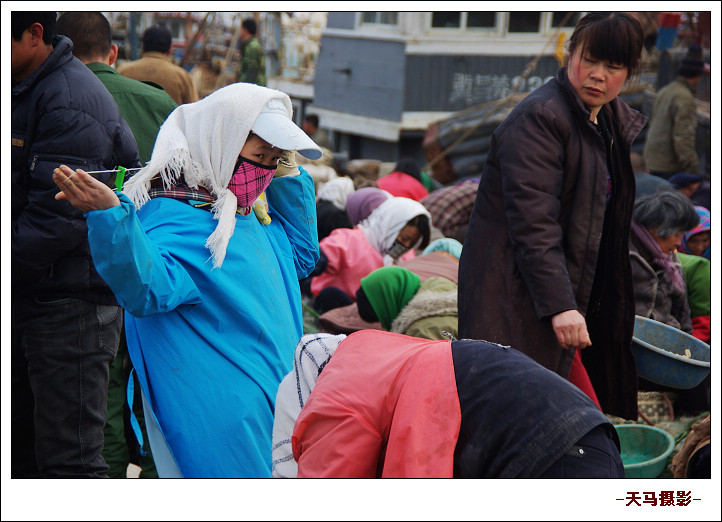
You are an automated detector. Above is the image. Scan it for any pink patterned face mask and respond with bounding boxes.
[227,156,277,207]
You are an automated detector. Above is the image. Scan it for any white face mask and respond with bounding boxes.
[385,239,410,260]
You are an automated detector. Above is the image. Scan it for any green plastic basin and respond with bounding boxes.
[615,424,676,478]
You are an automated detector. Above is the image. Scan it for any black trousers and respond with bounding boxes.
[12,297,121,478]
[538,424,625,478]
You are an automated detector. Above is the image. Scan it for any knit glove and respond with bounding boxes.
[253,192,272,225]
[274,150,300,177]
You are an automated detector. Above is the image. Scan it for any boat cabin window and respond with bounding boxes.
[431,12,497,30]
[507,12,541,33]
[551,12,582,28]
[361,12,399,26]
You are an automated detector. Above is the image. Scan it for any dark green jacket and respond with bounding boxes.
[88,62,177,164]
[238,37,266,86]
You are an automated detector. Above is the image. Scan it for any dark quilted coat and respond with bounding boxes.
[12,35,140,303]
[458,67,647,419]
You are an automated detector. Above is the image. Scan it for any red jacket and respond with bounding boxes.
[311,228,384,298]
[377,171,429,201]
[292,330,461,477]
[312,227,415,299]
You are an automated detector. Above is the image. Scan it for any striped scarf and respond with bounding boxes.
[149,183,253,215]
[631,221,685,292]
[148,183,216,204]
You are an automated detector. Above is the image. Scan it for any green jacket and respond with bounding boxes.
[643,77,699,174]
[238,37,266,86]
[677,253,710,317]
[391,277,458,341]
[88,62,177,164]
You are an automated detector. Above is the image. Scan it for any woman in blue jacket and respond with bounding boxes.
[52,83,322,477]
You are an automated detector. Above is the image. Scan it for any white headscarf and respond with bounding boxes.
[357,197,431,265]
[315,176,355,210]
[122,83,294,268]
[272,333,346,478]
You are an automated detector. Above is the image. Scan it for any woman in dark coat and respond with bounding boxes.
[458,12,646,419]
[630,190,698,334]
[629,191,707,416]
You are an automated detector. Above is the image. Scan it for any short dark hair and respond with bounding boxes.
[394,157,422,182]
[143,25,172,53]
[56,12,111,61]
[678,44,705,78]
[11,11,56,45]
[355,286,378,324]
[304,114,319,128]
[568,12,644,78]
[633,190,699,238]
[242,18,257,36]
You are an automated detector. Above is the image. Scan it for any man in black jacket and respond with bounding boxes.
[11,11,140,477]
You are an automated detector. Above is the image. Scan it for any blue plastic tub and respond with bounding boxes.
[615,424,676,478]
[632,316,710,389]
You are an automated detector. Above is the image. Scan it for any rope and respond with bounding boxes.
[179,12,212,67]
[302,301,320,319]
[637,406,656,426]
[662,392,675,421]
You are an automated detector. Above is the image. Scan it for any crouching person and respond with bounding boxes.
[273,330,624,478]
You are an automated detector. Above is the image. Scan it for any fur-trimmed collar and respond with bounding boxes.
[391,277,458,334]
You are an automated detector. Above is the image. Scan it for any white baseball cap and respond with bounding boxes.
[251,98,323,160]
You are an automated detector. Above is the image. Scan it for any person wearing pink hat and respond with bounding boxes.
[678,206,711,344]
[680,206,710,258]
